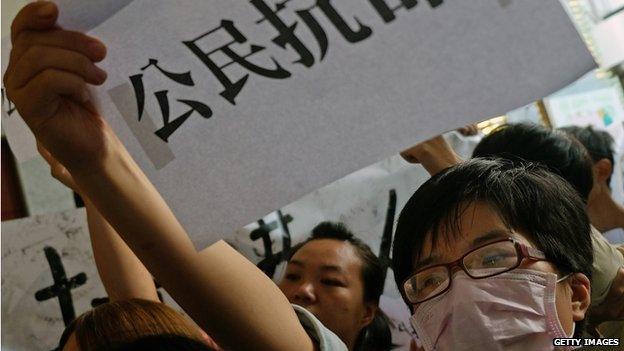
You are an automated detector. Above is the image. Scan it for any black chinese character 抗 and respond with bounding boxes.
[368,0,443,23]
[252,0,373,65]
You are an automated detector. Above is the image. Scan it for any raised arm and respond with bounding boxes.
[400,134,463,176]
[5,3,314,350]
[85,199,161,301]
[38,144,159,302]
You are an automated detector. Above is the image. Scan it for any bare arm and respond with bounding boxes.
[6,3,314,351]
[38,144,159,302]
[85,199,160,302]
[401,134,463,176]
[73,133,315,351]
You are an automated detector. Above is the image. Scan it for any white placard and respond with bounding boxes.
[1,0,595,246]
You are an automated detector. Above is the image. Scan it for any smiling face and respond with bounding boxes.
[411,201,589,336]
[278,239,375,350]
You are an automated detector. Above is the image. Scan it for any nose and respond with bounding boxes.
[293,282,316,306]
[450,264,464,276]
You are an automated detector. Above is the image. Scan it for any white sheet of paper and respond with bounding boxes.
[1,0,595,246]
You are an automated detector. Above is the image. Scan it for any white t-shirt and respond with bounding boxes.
[293,304,348,351]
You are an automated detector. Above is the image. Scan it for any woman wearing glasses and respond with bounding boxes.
[393,158,593,351]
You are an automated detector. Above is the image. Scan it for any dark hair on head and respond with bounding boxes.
[472,123,594,201]
[288,221,395,351]
[392,158,593,336]
[113,334,214,351]
[560,125,615,184]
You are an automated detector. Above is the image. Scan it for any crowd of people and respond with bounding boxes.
[3,2,624,350]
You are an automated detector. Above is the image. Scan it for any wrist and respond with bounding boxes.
[65,126,127,176]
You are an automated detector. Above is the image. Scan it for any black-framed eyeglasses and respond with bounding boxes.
[402,237,548,304]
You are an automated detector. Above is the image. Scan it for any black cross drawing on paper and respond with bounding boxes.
[34,246,87,327]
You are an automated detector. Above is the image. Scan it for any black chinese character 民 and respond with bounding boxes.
[184,19,291,105]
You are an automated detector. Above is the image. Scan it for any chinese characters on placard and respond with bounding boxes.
[129,0,444,142]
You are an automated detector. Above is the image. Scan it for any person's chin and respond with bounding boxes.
[304,305,319,315]
[304,306,327,323]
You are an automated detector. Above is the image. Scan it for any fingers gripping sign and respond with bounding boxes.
[9,1,58,44]
[4,1,110,170]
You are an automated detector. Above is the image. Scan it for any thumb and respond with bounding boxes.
[11,1,59,44]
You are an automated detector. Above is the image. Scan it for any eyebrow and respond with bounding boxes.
[289,259,346,273]
[412,229,512,272]
[471,230,512,247]
[412,255,439,273]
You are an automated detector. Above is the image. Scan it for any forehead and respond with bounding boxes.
[291,239,362,271]
[416,202,535,265]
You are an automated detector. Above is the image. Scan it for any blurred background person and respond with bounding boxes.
[560,125,624,243]
[278,221,394,351]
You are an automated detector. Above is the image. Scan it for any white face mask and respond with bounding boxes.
[410,269,576,351]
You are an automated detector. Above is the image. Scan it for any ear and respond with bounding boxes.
[360,302,377,328]
[569,273,591,322]
[594,159,613,184]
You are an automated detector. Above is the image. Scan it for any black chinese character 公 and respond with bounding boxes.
[152,90,213,142]
[129,59,213,142]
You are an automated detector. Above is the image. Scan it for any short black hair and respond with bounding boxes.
[472,123,594,201]
[287,221,394,351]
[560,125,615,184]
[392,159,592,331]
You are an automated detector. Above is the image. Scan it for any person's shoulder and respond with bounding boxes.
[292,304,348,351]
